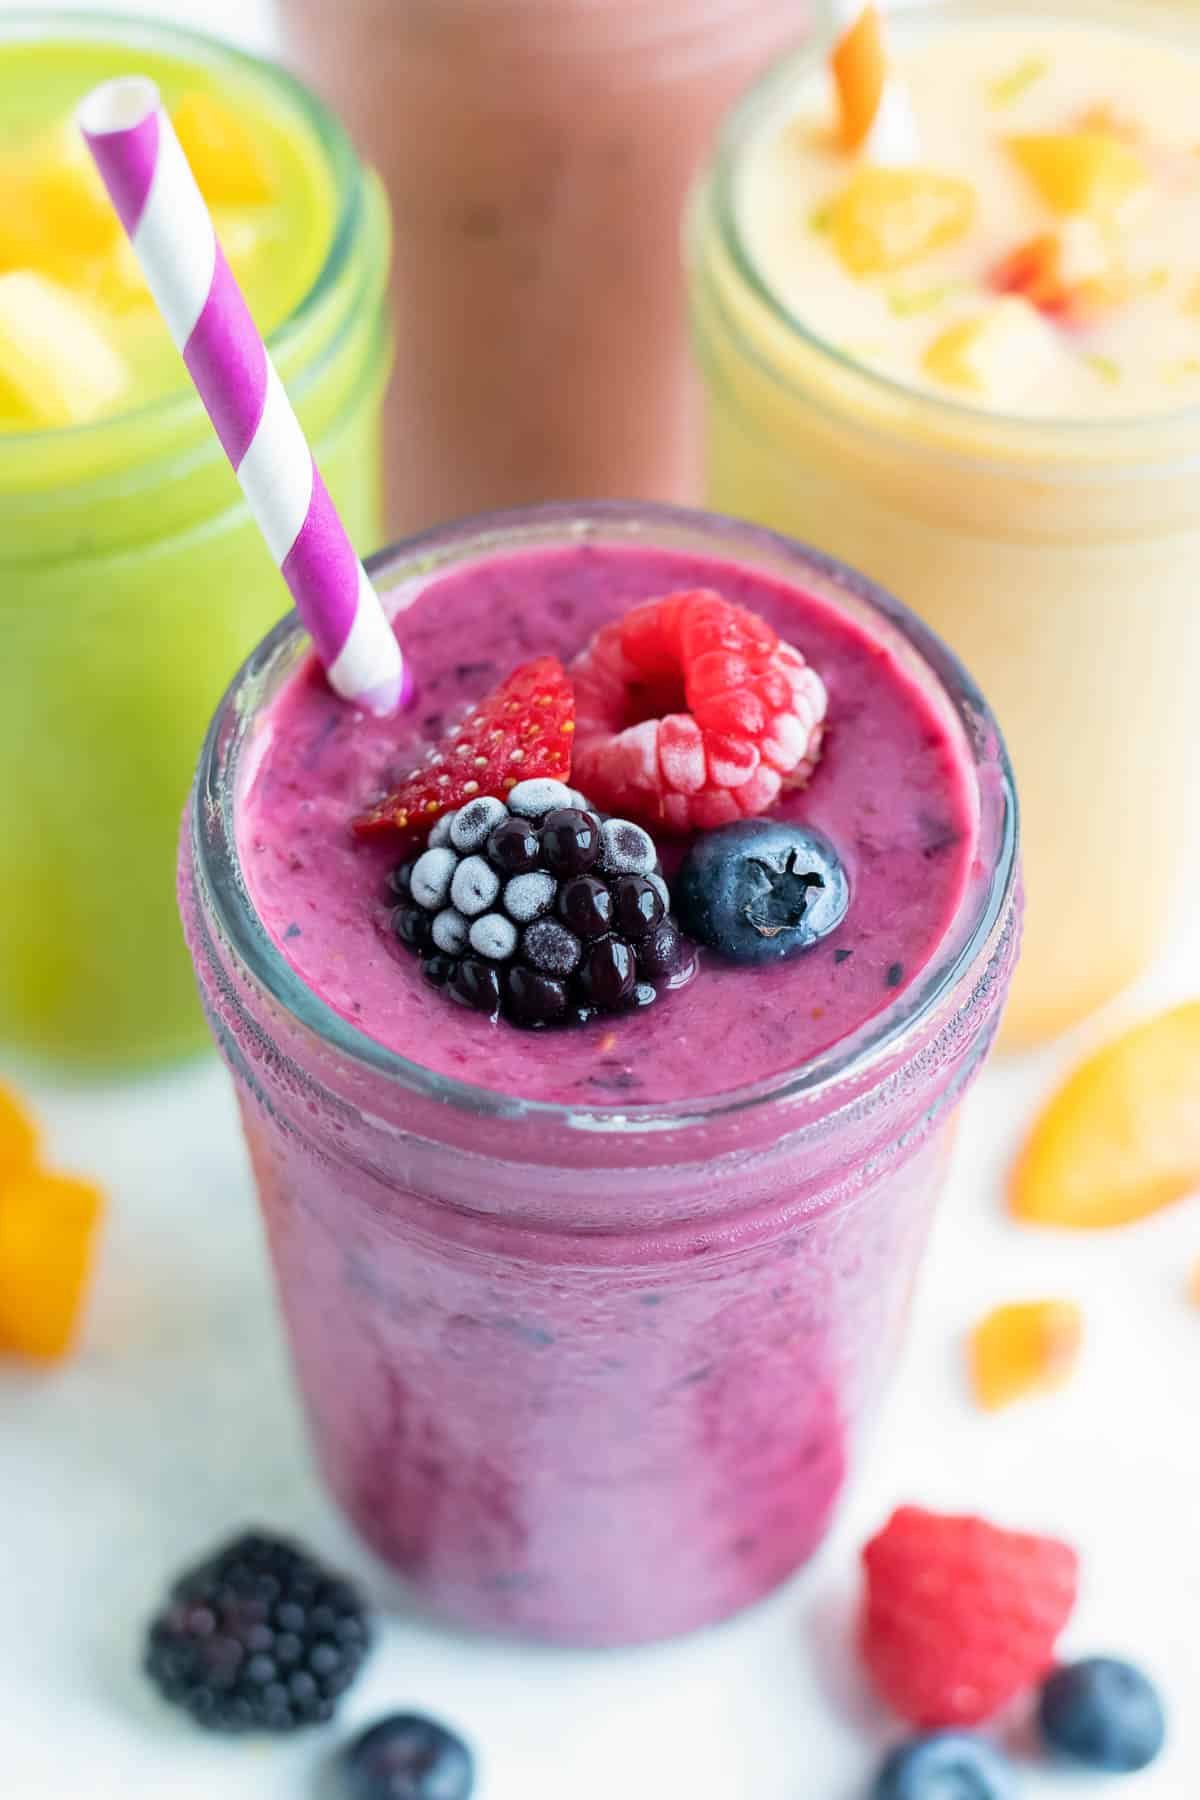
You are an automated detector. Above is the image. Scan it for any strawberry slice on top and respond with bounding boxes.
[354,656,574,850]
[571,590,827,833]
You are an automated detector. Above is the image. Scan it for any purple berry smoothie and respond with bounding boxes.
[181,504,1019,1646]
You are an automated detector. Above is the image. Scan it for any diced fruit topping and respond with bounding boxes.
[144,1530,370,1733]
[860,1506,1078,1727]
[354,658,575,850]
[1074,101,1141,145]
[989,221,1131,325]
[675,819,848,967]
[172,91,274,206]
[571,590,825,834]
[1010,1001,1200,1229]
[0,1173,104,1361]
[870,1732,1016,1800]
[0,1082,37,1185]
[828,168,976,276]
[923,296,1057,395]
[0,271,128,427]
[387,785,693,1029]
[27,126,120,260]
[969,1299,1082,1410]
[1005,132,1148,220]
[1037,1658,1166,1773]
[831,3,887,152]
[341,1713,475,1800]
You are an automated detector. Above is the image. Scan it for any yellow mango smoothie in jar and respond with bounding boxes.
[689,0,1200,1046]
[0,14,390,1067]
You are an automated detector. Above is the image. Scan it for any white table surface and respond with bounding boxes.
[6,0,1200,1794]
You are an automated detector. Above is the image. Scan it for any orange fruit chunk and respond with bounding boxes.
[829,167,976,276]
[1005,132,1148,220]
[970,1300,1083,1410]
[0,1083,37,1185]
[173,91,273,207]
[832,4,887,152]
[0,1173,105,1361]
[1011,1002,1200,1229]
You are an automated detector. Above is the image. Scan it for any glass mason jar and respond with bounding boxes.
[280,0,813,534]
[180,502,1019,1647]
[0,12,391,1069]
[688,0,1200,1049]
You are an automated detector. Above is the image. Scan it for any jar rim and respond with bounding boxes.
[189,501,1020,1136]
[0,8,364,453]
[702,0,1200,457]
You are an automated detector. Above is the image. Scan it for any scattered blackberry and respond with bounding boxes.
[388,779,695,1028]
[143,1530,370,1733]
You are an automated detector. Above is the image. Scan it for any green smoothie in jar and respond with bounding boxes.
[0,12,390,1068]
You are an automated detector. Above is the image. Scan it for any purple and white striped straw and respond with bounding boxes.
[79,76,406,717]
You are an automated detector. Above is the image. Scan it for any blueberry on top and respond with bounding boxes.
[675,819,849,966]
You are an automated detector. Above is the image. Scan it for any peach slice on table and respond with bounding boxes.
[1005,131,1148,220]
[922,295,1055,396]
[1011,1002,1200,1230]
[832,4,887,153]
[173,91,274,207]
[829,167,976,276]
[969,1300,1083,1410]
[0,1173,105,1361]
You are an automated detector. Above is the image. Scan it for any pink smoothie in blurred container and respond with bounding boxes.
[180,502,1018,1646]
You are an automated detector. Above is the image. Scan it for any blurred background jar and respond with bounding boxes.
[281,0,809,535]
[0,12,390,1069]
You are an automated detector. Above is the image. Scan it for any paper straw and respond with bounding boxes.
[829,0,919,165]
[78,76,407,718]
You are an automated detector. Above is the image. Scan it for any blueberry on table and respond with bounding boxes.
[871,1732,1015,1800]
[341,1711,475,1800]
[675,819,849,966]
[1037,1657,1166,1773]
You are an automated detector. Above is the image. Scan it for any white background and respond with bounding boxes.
[4,0,1199,1794]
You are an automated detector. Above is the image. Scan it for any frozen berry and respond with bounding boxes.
[579,936,636,1009]
[505,965,569,1027]
[571,589,826,833]
[391,905,433,954]
[676,819,849,966]
[540,807,601,877]
[341,1711,475,1800]
[355,658,574,849]
[871,1732,1015,1800]
[1037,1658,1165,1773]
[447,958,503,1016]
[487,816,541,875]
[143,1530,369,1734]
[612,874,666,939]
[386,862,415,900]
[389,789,693,1029]
[558,876,614,938]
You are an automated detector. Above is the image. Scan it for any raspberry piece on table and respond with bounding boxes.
[860,1506,1078,1728]
[354,657,575,851]
[571,590,826,834]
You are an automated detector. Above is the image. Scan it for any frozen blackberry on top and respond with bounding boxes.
[388,781,695,1028]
